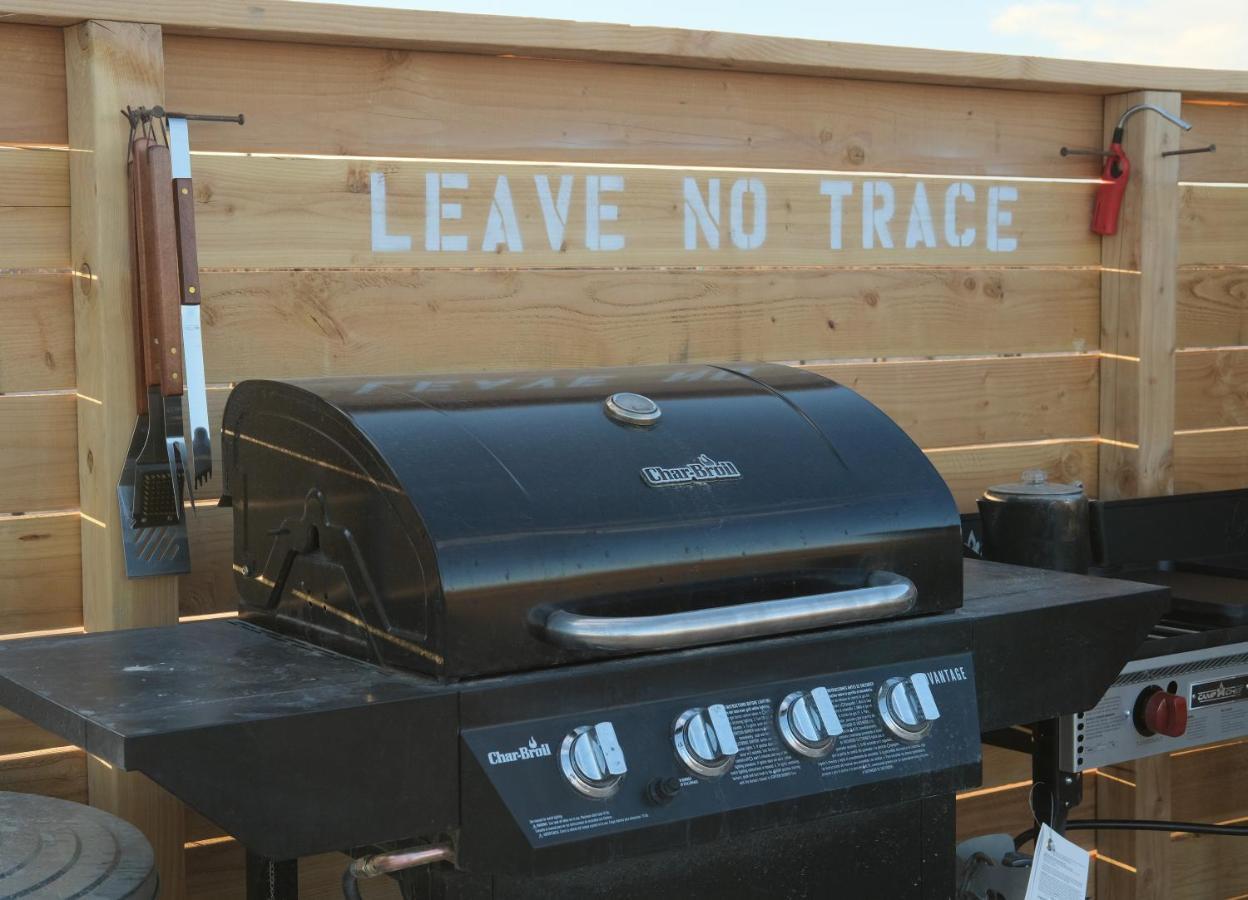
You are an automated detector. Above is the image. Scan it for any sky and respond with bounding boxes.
[297,0,1247,69]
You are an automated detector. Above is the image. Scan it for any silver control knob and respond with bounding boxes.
[877,673,941,742]
[777,687,843,759]
[560,722,628,799]
[673,704,739,778]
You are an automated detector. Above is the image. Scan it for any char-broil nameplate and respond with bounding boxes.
[462,653,979,847]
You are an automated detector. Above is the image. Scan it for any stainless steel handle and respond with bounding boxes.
[537,571,916,652]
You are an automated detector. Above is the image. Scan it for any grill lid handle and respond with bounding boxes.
[535,571,917,652]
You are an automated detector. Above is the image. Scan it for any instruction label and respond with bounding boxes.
[1024,824,1090,900]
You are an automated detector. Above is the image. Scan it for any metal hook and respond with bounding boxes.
[1060,147,1115,158]
[150,105,245,126]
[1115,103,1192,134]
[1161,143,1217,158]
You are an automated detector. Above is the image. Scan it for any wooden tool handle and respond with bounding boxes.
[172,177,200,306]
[138,142,184,397]
[128,151,146,414]
[129,137,159,401]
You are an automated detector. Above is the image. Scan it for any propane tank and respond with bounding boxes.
[976,469,1091,574]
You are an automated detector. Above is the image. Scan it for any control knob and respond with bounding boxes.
[777,687,843,759]
[673,704,738,778]
[878,673,940,742]
[560,722,627,799]
[1134,686,1188,738]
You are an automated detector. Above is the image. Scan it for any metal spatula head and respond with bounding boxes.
[131,388,182,527]
[117,410,190,577]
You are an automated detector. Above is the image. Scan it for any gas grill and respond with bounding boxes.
[221,363,961,678]
[0,363,1168,899]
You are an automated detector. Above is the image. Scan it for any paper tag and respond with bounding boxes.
[1023,823,1090,900]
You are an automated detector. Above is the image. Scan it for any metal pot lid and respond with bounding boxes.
[985,469,1084,498]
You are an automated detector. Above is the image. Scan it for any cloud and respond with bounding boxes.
[992,0,1247,68]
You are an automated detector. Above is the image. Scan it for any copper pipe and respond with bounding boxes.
[350,844,454,879]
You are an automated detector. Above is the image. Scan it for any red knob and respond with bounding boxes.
[1144,690,1188,738]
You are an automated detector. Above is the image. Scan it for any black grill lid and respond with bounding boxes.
[221,363,961,679]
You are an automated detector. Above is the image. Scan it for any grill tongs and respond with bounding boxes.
[117,129,195,576]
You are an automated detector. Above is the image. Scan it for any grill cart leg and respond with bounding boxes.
[1031,718,1083,833]
[245,850,299,900]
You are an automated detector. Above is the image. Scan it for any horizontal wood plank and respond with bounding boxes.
[1176,349,1248,429]
[1170,833,1248,899]
[1177,266,1248,348]
[1171,741,1248,824]
[0,274,74,392]
[0,148,69,205]
[1174,427,1248,493]
[180,504,233,617]
[0,393,78,512]
[1179,185,1248,266]
[192,155,1099,269]
[981,743,1031,787]
[198,268,1100,383]
[166,36,1101,178]
[0,24,66,146]
[10,1,1248,96]
[0,144,70,273]
[0,512,81,634]
[1181,102,1248,184]
[929,438,1099,513]
[0,207,70,270]
[1135,741,1248,899]
[0,746,86,803]
[957,782,1097,848]
[0,707,68,756]
[810,354,1098,448]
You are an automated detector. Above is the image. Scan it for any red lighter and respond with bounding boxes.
[1090,105,1191,237]
[1092,135,1130,236]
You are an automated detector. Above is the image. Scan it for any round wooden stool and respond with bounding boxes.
[0,791,158,899]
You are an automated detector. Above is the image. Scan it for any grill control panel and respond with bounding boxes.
[1060,641,1248,770]
[463,653,978,848]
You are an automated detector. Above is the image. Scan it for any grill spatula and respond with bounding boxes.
[117,129,191,576]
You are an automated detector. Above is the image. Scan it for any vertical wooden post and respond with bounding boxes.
[1099,90,1181,500]
[65,20,186,899]
[1096,89,1182,900]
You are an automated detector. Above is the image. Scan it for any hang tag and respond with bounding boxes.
[1023,824,1090,900]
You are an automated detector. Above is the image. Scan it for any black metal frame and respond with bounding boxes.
[0,561,1167,899]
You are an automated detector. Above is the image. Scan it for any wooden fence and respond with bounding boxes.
[0,2,1245,896]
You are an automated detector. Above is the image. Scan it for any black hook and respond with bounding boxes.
[1161,143,1217,158]
[1060,147,1115,158]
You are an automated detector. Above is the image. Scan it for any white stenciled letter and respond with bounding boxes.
[683,177,720,250]
[482,175,524,253]
[535,174,573,251]
[586,175,625,251]
[425,172,469,252]
[944,182,976,248]
[729,178,767,250]
[370,172,411,252]
[820,180,853,250]
[987,185,1019,253]
[905,182,937,249]
[862,181,895,250]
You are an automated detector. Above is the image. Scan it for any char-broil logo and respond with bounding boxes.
[642,454,742,487]
[1192,675,1248,709]
[487,736,552,766]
